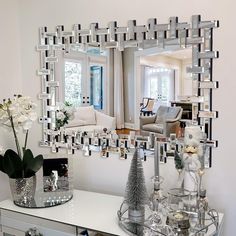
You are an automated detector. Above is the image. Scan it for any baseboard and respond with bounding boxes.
[124,122,136,130]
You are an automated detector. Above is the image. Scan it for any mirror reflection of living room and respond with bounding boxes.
[56,46,193,138]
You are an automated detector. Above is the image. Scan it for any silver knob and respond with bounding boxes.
[25,227,43,236]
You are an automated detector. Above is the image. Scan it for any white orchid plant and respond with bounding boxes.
[56,101,75,130]
[0,95,43,179]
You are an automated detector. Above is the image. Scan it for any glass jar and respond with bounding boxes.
[167,188,190,211]
[187,191,198,212]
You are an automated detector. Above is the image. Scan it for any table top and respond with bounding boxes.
[0,190,224,236]
[0,190,127,236]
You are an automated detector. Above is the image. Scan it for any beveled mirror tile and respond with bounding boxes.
[199,81,219,89]
[37,69,50,75]
[199,51,219,59]
[38,93,51,99]
[36,45,50,51]
[199,20,219,29]
[186,37,204,44]
[52,44,65,50]
[46,81,59,87]
[204,140,218,148]
[187,66,205,74]
[198,111,218,119]
[62,31,74,37]
[46,106,59,111]
[45,32,57,37]
[45,57,58,62]
[78,29,91,36]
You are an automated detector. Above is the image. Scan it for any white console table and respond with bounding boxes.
[0,190,224,236]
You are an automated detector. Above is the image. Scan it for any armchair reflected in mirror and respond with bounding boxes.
[140,106,183,137]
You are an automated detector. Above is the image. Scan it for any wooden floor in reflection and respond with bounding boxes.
[116,128,141,135]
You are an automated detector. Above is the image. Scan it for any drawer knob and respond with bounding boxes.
[25,227,43,236]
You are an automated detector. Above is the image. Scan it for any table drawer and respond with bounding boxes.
[0,210,76,236]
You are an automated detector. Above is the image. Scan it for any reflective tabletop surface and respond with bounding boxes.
[13,189,73,208]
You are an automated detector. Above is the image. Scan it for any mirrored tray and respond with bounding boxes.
[13,190,73,208]
[118,201,219,236]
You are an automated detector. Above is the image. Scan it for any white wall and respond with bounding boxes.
[0,0,235,234]
[0,0,22,201]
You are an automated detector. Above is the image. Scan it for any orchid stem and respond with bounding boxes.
[23,130,29,154]
[7,108,22,159]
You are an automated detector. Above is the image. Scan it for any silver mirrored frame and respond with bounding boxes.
[37,15,219,167]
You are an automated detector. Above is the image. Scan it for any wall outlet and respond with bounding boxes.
[129,116,132,121]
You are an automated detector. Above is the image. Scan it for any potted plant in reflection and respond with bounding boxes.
[55,101,74,130]
[0,95,43,204]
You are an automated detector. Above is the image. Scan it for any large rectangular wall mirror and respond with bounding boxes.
[37,15,219,166]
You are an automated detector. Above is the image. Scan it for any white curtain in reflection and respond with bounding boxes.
[113,49,125,129]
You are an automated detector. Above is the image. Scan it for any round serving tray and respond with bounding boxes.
[117,201,219,236]
[13,190,73,208]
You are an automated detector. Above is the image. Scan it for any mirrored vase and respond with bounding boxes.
[9,175,36,205]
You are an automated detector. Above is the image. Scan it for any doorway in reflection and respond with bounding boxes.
[142,66,175,107]
[90,65,103,110]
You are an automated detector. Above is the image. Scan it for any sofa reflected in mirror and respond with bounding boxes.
[65,105,116,133]
[140,106,183,137]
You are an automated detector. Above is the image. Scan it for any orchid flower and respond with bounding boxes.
[0,95,37,158]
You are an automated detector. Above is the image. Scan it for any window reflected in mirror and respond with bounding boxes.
[60,46,108,112]
[142,66,175,106]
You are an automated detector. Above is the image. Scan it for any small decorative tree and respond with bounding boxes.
[124,148,148,235]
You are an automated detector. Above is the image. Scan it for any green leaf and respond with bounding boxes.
[174,150,184,170]
[33,154,44,172]
[23,149,43,178]
[0,155,5,173]
[3,149,23,178]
